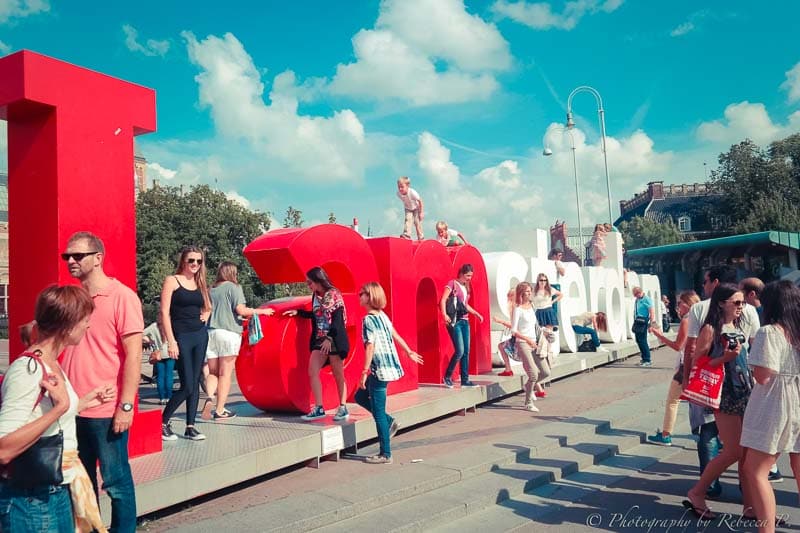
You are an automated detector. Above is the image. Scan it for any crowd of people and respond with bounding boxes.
[643,265,800,531]
[2,206,799,531]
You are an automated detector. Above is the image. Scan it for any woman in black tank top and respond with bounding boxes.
[159,246,212,442]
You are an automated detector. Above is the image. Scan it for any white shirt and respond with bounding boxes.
[397,187,422,211]
[0,356,79,482]
[686,299,760,341]
[511,306,538,337]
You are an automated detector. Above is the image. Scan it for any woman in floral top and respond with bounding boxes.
[284,267,351,422]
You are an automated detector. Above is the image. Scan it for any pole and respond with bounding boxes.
[568,132,584,262]
[566,86,613,224]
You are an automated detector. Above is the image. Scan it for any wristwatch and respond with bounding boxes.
[119,402,134,413]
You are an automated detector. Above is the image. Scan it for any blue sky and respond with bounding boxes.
[1,0,799,252]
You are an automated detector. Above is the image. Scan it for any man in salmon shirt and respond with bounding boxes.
[60,231,143,533]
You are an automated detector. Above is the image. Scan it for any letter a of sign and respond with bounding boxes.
[0,51,156,358]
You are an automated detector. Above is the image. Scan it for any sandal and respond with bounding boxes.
[682,499,716,520]
[201,398,215,420]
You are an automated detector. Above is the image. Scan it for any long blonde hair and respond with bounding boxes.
[175,245,211,311]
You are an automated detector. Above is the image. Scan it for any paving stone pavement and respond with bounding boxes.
[134,344,798,532]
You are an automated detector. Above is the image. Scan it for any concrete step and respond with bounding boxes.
[430,440,689,533]
[307,401,676,532]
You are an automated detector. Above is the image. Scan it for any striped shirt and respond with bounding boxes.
[362,312,404,382]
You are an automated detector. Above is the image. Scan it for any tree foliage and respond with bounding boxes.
[136,185,271,323]
[282,206,304,228]
[618,216,686,250]
[712,134,800,233]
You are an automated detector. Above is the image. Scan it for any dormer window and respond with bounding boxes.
[677,215,691,233]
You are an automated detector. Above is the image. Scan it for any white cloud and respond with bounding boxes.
[225,190,250,208]
[669,10,712,38]
[329,0,510,106]
[183,31,371,182]
[696,101,800,146]
[377,0,511,72]
[0,0,49,24]
[669,22,694,37]
[781,61,800,103]
[542,123,672,188]
[122,24,170,57]
[0,40,10,54]
[417,131,462,191]
[147,161,177,181]
[491,0,623,31]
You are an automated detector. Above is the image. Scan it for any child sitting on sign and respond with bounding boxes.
[435,221,467,247]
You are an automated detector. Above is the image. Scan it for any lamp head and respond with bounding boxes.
[566,111,575,129]
[542,147,553,156]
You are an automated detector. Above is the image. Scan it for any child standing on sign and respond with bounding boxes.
[357,282,423,465]
[396,176,425,240]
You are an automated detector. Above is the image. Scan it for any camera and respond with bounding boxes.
[721,332,745,350]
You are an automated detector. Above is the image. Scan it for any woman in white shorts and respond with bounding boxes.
[203,261,273,420]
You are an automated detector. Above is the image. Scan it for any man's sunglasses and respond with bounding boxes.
[61,252,99,262]
[186,258,203,265]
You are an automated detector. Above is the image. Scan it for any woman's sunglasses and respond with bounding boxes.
[186,258,203,265]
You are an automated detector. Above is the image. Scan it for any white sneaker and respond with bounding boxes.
[524,403,539,412]
[597,346,609,353]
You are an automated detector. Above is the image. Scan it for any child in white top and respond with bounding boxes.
[397,176,424,240]
[435,221,466,247]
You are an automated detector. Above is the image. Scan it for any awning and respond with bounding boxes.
[626,231,800,257]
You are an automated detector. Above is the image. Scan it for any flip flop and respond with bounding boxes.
[682,500,716,520]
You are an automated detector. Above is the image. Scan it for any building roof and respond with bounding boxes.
[627,231,800,256]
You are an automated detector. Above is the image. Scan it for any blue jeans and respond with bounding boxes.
[445,319,471,383]
[76,416,137,533]
[697,421,722,495]
[572,325,600,347]
[634,329,651,363]
[355,375,393,458]
[155,357,175,401]
[163,328,209,426]
[0,482,73,532]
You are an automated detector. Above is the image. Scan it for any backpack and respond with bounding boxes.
[445,281,468,323]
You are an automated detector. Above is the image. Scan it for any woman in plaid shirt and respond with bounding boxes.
[357,282,423,464]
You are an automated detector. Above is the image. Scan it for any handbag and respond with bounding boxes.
[248,315,264,345]
[680,355,724,409]
[6,354,64,489]
[577,339,595,352]
[631,316,648,335]
[501,337,519,361]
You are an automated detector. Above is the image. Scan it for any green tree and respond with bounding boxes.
[328,212,336,224]
[618,216,686,250]
[136,185,271,323]
[712,135,800,232]
[282,206,304,228]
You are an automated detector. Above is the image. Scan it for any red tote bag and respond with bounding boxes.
[680,355,724,410]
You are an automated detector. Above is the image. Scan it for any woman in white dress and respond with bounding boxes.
[740,280,800,529]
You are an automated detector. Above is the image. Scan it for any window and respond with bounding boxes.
[677,216,691,233]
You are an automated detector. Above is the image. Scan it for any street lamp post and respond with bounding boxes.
[566,86,613,224]
[543,128,584,261]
